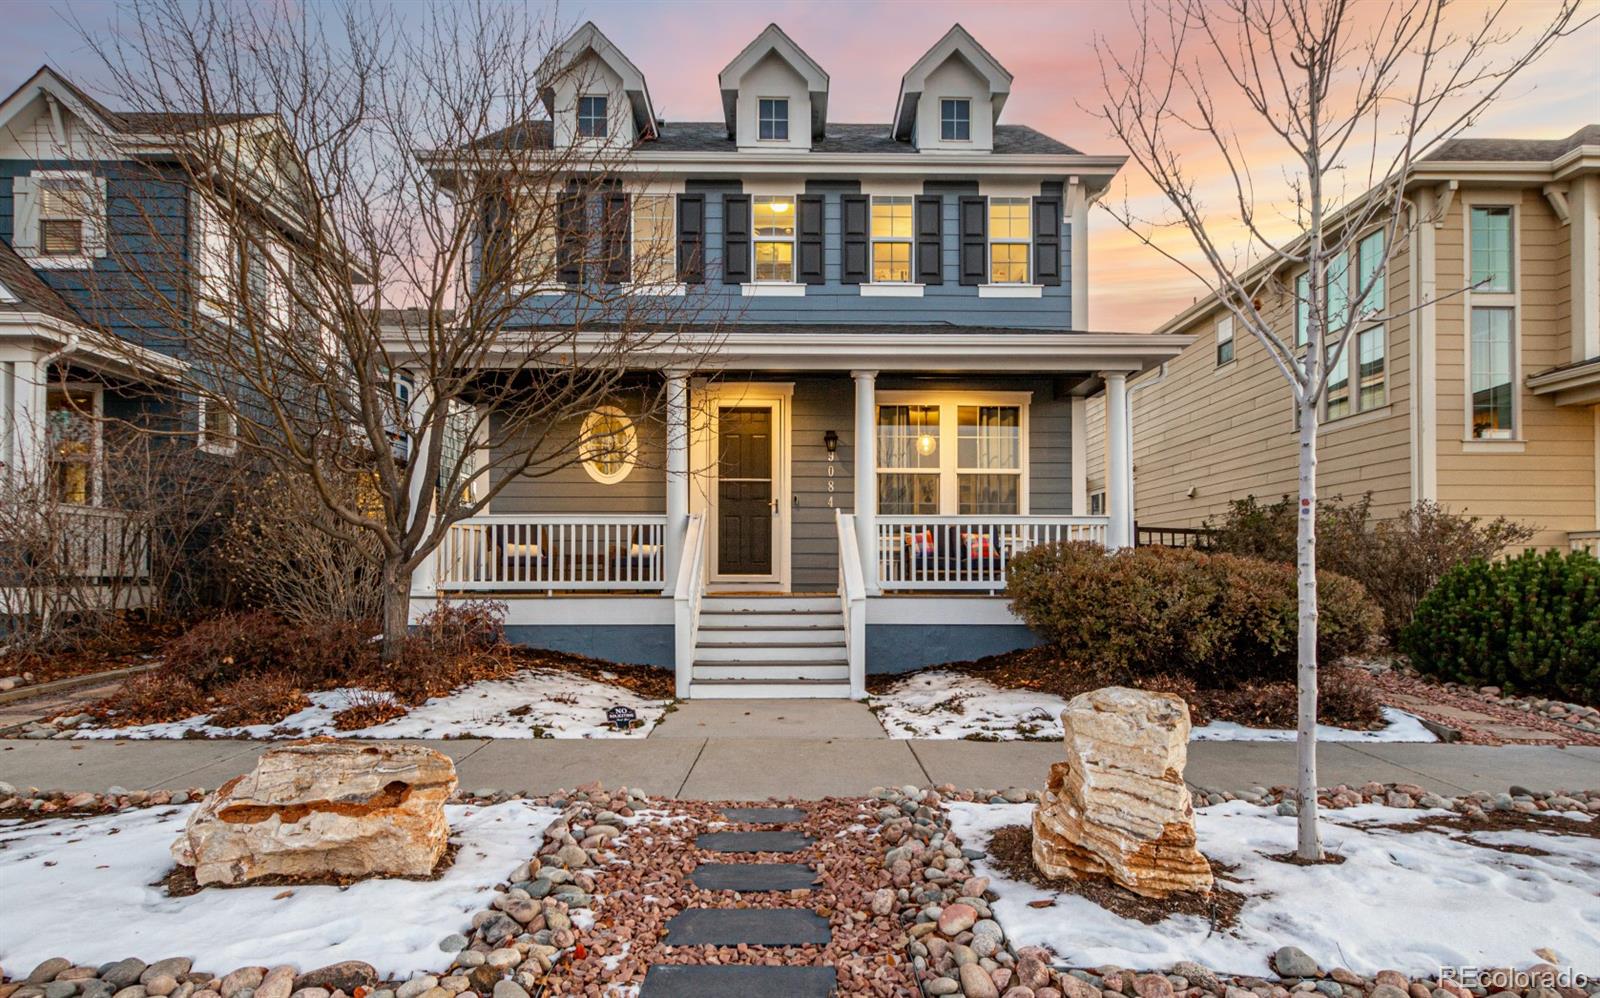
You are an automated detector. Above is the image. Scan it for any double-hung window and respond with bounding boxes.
[577,95,608,138]
[1471,207,1513,292]
[752,195,796,283]
[1467,205,1516,439]
[877,405,941,515]
[1320,229,1387,420]
[988,197,1030,284]
[46,387,101,505]
[631,193,675,286]
[940,99,971,141]
[1216,315,1235,366]
[513,190,559,287]
[871,196,913,283]
[758,98,788,141]
[37,176,90,257]
[877,396,1027,517]
[197,395,238,456]
[956,406,1021,515]
[1470,307,1514,439]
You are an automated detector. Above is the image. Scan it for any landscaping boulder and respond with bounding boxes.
[171,740,457,886]
[1032,686,1213,898]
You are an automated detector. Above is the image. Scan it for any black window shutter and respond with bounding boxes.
[840,194,869,285]
[603,191,630,284]
[677,194,705,285]
[722,194,750,284]
[915,195,944,286]
[797,194,825,285]
[1033,197,1062,286]
[557,185,584,285]
[958,196,987,286]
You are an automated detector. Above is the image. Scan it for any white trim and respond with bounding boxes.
[875,390,1032,517]
[868,194,915,287]
[859,284,924,297]
[1460,439,1527,454]
[0,280,15,305]
[196,395,239,456]
[756,96,791,143]
[691,382,795,591]
[978,284,1041,298]
[751,193,798,284]
[866,595,1022,626]
[1070,395,1088,514]
[629,191,678,289]
[741,282,806,297]
[416,594,674,628]
[580,405,638,485]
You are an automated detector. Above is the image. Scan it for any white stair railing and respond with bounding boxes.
[836,509,867,700]
[672,512,707,700]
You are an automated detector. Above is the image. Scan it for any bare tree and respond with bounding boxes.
[65,0,714,658]
[1094,0,1587,858]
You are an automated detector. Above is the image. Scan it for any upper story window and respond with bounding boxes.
[18,170,105,267]
[513,193,559,288]
[197,394,238,457]
[988,197,1030,284]
[577,95,608,138]
[1216,315,1235,366]
[1470,307,1515,439]
[752,195,796,282]
[940,99,971,141]
[38,178,88,256]
[631,194,676,286]
[871,196,913,283]
[1325,229,1387,419]
[1294,272,1310,347]
[758,98,789,142]
[1471,206,1513,292]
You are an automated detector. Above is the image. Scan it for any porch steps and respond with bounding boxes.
[690,596,850,698]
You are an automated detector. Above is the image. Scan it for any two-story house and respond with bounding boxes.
[403,22,1192,698]
[1084,126,1599,555]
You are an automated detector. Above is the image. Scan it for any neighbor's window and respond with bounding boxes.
[631,193,676,286]
[1295,272,1311,347]
[1089,491,1106,516]
[1471,206,1513,293]
[1357,327,1386,412]
[877,404,941,515]
[940,98,971,141]
[752,195,796,282]
[988,197,1030,284]
[197,395,238,456]
[957,406,1021,515]
[1470,307,1515,439]
[1324,230,1388,418]
[758,98,789,141]
[437,400,478,504]
[36,174,92,257]
[46,387,101,505]
[581,406,637,484]
[871,196,913,283]
[1356,229,1386,320]
[1216,315,1235,366]
[577,95,608,139]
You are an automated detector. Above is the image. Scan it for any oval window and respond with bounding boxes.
[581,406,636,484]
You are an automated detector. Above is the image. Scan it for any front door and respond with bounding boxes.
[717,406,773,576]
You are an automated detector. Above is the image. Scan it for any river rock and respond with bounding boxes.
[1032,687,1213,898]
[170,740,457,886]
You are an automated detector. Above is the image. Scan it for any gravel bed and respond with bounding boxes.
[1362,670,1600,746]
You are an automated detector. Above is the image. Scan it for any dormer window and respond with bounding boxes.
[940,99,971,142]
[758,98,789,142]
[577,95,608,138]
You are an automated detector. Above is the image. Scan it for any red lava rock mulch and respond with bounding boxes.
[1362,669,1600,747]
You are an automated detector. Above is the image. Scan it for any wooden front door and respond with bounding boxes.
[717,406,773,576]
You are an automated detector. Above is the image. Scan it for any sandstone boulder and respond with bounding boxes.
[1032,686,1212,898]
[172,740,457,886]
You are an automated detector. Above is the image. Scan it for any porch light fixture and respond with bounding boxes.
[916,432,937,457]
[823,429,838,453]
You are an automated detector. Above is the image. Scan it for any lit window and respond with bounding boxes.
[988,197,1030,284]
[752,195,796,283]
[581,406,637,484]
[197,395,238,456]
[36,175,92,257]
[1216,315,1235,366]
[1470,307,1514,439]
[877,399,1026,516]
[1471,207,1513,293]
[957,406,1020,515]
[758,98,789,142]
[871,196,913,283]
[46,387,100,505]
[631,194,675,286]
[877,405,940,515]
[940,99,970,141]
[577,95,608,139]
[513,191,559,286]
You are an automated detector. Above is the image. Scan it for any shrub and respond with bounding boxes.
[1402,549,1600,704]
[208,673,312,729]
[163,611,372,690]
[1205,495,1534,642]
[1005,542,1380,685]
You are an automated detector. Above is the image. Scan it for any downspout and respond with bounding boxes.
[1123,363,1167,544]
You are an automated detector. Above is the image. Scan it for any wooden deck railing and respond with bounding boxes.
[1570,530,1600,555]
[437,514,668,590]
[1135,522,1217,550]
[876,515,1109,592]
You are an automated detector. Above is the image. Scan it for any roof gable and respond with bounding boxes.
[717,23,829,141]
[893,25,1012,142]
[537,22,657,140]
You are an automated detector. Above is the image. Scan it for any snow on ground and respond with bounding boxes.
[76,669,670,740]
[0,801,559,976]
[948,801,1600,976]
[870,672,1436,743]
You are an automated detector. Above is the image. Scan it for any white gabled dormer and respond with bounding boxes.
[892,25,1012,153]
[718,24,828,152]
[537,22,657,150]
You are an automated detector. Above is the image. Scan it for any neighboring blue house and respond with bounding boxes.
[406,23,1193,697]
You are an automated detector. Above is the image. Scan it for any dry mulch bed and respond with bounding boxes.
[1,621,178,685]
[1360,669,1600,747]
[983,823,1246,931]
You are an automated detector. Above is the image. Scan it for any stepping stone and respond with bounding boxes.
[640,964,836,997]
[697,830,813,853]
[690,862,818,892]
[664,907,832,946]
[721,806,807,824]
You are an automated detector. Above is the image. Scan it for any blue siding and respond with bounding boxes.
[866,623,1043,674]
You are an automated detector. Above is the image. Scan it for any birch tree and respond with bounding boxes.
[1094,0,1587,858]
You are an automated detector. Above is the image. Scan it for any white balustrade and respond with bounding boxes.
[876,515,1109,591]
[437,514,668,590]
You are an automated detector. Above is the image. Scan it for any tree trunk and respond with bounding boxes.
[380,558,410,664]
[1295,395,1324,860]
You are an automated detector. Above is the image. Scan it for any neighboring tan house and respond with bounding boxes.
[400,22,1191,698]
[1087,125,1600,554]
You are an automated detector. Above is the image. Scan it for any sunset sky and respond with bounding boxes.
[9,0,1598,331]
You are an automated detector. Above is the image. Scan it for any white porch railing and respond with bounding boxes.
[673,512,707,700]
[836,509,867,700]
[1571,530,1600,555]
[59,505,151,580]
[877,515,1109,592]
[437,514,668,590]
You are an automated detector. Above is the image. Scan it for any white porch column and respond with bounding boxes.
[1103,370,1131,549]
[1069,178,1090,331]
[5,359,44,487]
[852,370,879,593]
[663,370,690,593]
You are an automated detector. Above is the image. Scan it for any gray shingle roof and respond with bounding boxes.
[0,240,87,327]
[1422,124,1599,162]
[467,120,1080,155]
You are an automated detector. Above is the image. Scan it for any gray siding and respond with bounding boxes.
[490,386,666,514]
[791,376,856,590]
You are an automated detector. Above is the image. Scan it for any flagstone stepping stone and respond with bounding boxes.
[639,964,836,997]
[696,830,813,853]
[690,861,818,892]
[720,806,808,824]
[664,907,832,946]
